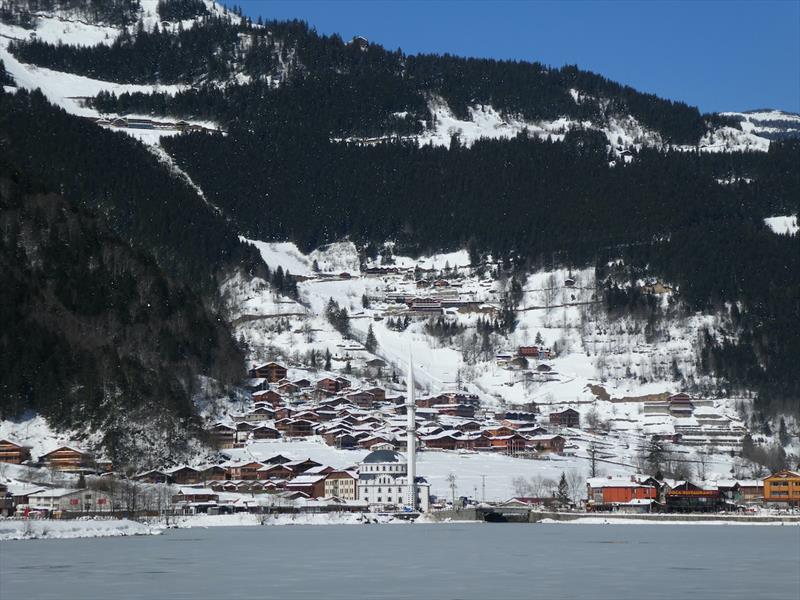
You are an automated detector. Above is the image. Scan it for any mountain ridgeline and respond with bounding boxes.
[8,9,733,144]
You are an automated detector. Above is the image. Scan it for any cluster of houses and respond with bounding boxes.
[131,445,432,515]
[215,362,573,458]
[584,470,800,513]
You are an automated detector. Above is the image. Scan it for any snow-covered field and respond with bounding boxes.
[0,518,161,541]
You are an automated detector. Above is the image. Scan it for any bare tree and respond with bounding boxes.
[566,470,585,505]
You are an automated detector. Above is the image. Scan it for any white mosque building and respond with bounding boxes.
[357,447,430,512]
[358,354,430,512]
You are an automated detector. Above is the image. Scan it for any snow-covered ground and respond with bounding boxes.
[0,518,161,541]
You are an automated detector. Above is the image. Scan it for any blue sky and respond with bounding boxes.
[230,1,800,114]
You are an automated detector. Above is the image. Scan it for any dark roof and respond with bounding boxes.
[362,449,403,464]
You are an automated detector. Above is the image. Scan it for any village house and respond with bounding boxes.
[285,419,315,437]
[316,377,341,394]
[0,439,32,464]
[257,464,295,481]
[529,434,566,453]
[549,409,580,428]
[252,425,281,440]
[587,477,658,512]
[436,403,476,419]
[41,446,94,472]
[763,470,800,506]
[226,461,265,481]
[252,389,284,407]
[134,469,173,484]
[248,362,288,383]
[665,482,723,512]
[347,391,377,408]
[166,466,202,485]
[172,487,219,510]
[668,393,695,417]
[286,475,327,498]
[208,423,237,448]
[324,471,359,499]
[28,488,113,513]
[277,382,300,395]
[200,465,227,481]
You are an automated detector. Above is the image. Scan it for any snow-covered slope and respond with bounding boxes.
[720,110,800,141]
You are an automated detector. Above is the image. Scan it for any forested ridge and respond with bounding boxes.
[9,9,733,144]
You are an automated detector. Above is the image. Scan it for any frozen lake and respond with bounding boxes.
[2,523,798,599]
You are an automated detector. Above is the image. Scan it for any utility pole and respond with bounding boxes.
[481,475,486,503]
[447,473,457,512]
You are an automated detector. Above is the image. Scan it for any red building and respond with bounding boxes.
[587,477,658,511]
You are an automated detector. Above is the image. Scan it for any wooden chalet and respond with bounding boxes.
[285,419,315,437]
[284,459,322,474]
[0,439,32,464]
[529,434,566,453]
[366,387,386,402]
[252,425,281,440]
[549,409,580,428]
[226,461,264,481]
[41,446,94,472]
[286,475,327,498]
[257,464,295,480]
[248,362,287,383]
[208,423,236,448]
[316,378,340,394]
[347,391,376,408]
[252,389,284,407]
[166,466,202,485]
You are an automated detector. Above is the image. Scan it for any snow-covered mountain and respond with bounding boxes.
[1,0,797,478]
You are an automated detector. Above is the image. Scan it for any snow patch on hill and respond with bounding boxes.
[764,215,798,236]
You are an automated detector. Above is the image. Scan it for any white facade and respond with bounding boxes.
[27,488,113,512]
[357,450,430,512]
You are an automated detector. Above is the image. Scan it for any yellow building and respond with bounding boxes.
[763,470,800,506]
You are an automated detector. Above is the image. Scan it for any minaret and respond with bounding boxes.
[405,352,417,510]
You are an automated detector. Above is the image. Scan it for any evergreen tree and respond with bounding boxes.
[557,472,570,504]
[365,324,377,353]
[324,348,332,371]
[779,417,790,446]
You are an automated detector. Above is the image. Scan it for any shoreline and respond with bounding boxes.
[3,510,797,541]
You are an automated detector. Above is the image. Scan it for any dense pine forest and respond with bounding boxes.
[0,87,263,295]
[0,150,245,465]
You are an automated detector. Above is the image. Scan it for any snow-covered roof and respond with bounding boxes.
[177,487,216,496]
[29,487,81,498]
